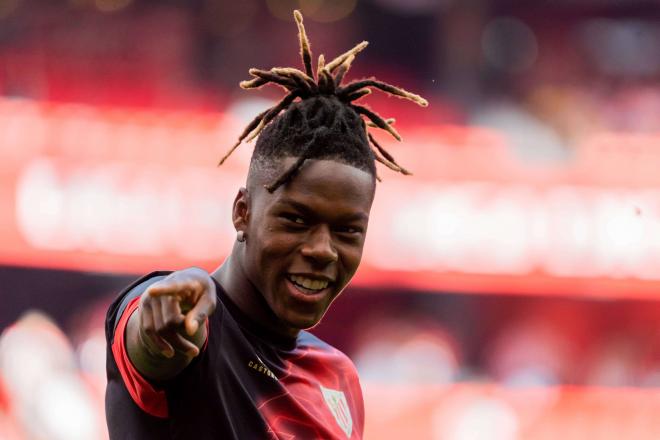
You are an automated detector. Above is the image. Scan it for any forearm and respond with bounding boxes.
[125,308,207,381]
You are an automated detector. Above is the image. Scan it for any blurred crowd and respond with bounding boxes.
[0,312,106,439]
[0,0,658,160]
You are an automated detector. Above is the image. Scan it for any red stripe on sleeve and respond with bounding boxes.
[111,297,169,418]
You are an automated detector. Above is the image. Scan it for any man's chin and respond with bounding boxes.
[281,311,323,331]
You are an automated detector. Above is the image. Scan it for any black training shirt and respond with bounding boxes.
[105,272,364,439]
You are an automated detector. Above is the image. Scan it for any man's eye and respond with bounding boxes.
[338,226,362,234]
[282,214,305,225]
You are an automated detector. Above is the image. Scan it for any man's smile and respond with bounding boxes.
[284,274,334,304]
[287,273,334,291]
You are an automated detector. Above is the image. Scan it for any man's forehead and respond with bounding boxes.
[249,157,375,191]
[249,158,375,211]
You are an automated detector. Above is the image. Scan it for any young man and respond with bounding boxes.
[105,11,426,439]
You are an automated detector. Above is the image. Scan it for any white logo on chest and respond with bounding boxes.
[319,385,353,438]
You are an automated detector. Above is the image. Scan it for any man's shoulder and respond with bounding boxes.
[297,331,358,370]
[297,330,334,351]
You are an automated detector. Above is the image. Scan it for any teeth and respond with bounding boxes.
[290,275,328,291]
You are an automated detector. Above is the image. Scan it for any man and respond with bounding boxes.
[105,10,427,439]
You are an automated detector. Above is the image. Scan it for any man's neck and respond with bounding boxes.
[211,249,300,339]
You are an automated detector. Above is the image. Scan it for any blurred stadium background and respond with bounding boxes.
[1,0,659,438]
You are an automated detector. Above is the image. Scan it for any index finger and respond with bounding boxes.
[146,280,204,299]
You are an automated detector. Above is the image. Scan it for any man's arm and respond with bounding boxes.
[123,267,217,381]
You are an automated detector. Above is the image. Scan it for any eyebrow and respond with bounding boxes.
[276,198,369,222]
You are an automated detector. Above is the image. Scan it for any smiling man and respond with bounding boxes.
[104,10,426,440]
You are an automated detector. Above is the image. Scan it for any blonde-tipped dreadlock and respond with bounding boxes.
[219,9,428,192]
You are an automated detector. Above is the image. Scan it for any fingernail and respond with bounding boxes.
[162,350,174,358]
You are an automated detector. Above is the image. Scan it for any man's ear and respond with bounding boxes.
[232,187,249,233]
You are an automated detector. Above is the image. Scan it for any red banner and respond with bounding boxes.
[2,97,660,298]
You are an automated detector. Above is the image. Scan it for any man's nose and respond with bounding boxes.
[300,225,338,265]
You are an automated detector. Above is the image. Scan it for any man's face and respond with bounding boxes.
[239,158,375,332]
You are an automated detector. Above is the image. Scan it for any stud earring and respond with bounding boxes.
[237,231,246,242]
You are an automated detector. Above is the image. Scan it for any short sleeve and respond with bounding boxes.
[105,272,171,420]
[111,296,169,418]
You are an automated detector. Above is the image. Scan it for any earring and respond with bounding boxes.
[237,231,246,242]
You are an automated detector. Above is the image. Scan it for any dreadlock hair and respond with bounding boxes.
[219,10,428,193]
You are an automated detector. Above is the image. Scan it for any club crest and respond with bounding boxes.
[319,385,353,438]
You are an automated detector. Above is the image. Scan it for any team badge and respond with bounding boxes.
[319,385,353,438]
